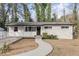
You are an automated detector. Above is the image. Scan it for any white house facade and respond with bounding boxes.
[0,27,7,39]
[6,22,75,39]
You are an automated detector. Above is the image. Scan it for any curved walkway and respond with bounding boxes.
[15,36,53,56]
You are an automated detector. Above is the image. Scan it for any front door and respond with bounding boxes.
[37,27,41,35]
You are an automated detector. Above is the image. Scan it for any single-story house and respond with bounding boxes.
[5,22,75,39]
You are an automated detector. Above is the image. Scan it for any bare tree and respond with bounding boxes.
[63,7,66,22]
[53,13,57,22]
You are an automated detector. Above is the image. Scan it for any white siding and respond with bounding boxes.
[41,25,73,39]
[0,31,7,39]
[8,25,73,39]
[8,26,37,37]
[23,32,36,37]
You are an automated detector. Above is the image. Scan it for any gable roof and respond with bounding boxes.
[5,22,75,26]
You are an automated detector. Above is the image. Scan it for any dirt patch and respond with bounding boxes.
[45,39,79,56]
[0,39,38,56]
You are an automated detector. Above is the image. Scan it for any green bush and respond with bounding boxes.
[42,33,48,39]
[50,35,58,39]
[47,35,51,39]
[0,42,10,54]
[50,35,54,39]
[42,33,51,39]
[42,33,58,39]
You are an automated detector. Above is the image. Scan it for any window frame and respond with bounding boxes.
[14,27,18,32]
[25,27,36,31]
[44,26,52,29]
[61,26,69,29]
[25,27,28,31]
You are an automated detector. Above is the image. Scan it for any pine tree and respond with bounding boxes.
[11,3,18,22]
[22,4,31,22]
[46,3,51,22]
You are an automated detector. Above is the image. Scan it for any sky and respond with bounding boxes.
[52,3,79,18]
[51,3,73,18]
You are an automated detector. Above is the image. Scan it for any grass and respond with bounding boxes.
[45,39,79,56]
[0,39,38,56]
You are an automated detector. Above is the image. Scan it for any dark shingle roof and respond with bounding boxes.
[5,22,75,26]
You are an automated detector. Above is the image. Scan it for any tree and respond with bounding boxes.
[73,3,79,39]
[46,3,51,22]
[0,3,19,29]
[53,13,57,22]
[40,3,47,22]
[6,3,19,23]
[63,7,66,22]
[22,3,31,22]
[35,3,41,22]
[73,3,78,23]
[35,3,47,22]
[11,3,18,22]
[51,18,54,21]
[0,3,8,29]
[5,3,11,23]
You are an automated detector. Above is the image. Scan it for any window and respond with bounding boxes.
[25,27,27,31]
[31,27,36,31]
[29,27,31,31]
[6,27,8,32]
[14,27,18,32]
[61,26,69,29]
[44,26,52,29]
[45,27,48,29]
[25,27,36,31]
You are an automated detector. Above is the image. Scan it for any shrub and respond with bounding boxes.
[42,33,52,39]
[54,35,58,39]
[42,33,48,39]
[47,35,51,39]
[50,35,54,39]
[42,33,58,39]
[0,42,10,54]
[50,35,58,39]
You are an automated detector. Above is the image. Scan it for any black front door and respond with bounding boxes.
[37,27,41,35]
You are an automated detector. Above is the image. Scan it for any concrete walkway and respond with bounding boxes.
[15,36,53,56]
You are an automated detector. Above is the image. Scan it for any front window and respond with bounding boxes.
[29,27,31,31]
[14,27,18,32]
[61,26,69,29]
[25,27,36,31]
[25,27,27,31]
[44,26,52,29]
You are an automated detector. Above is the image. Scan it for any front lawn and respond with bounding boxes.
[0,39,38,56]
[45,39,79,56]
